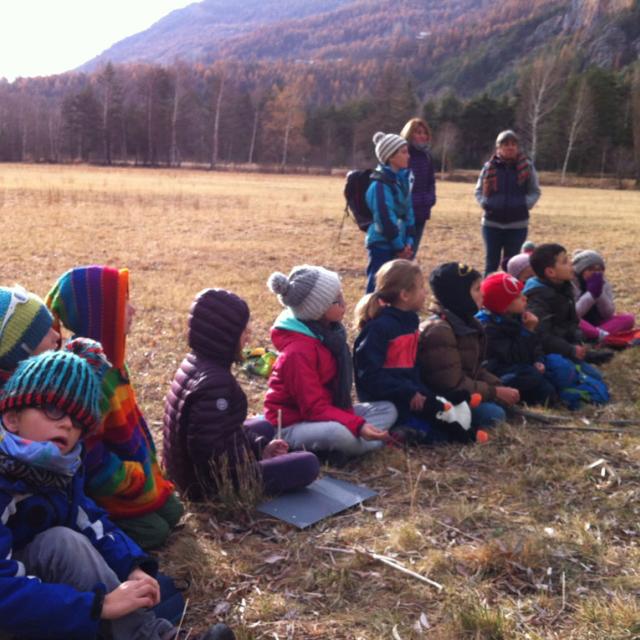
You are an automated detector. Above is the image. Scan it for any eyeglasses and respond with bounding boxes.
[0,286,29,340]
[39,404,85,431]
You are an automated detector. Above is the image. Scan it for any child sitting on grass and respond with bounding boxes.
[418,263,520,428]
[264,265,397,462]
[0,341,234,640]
[46,266,182,550]
[571,249,635,342]
[524,244,613,365]
[163,288,319,500]
[476,272,556,405]
[354,259,483,444]
[0,285,60,386]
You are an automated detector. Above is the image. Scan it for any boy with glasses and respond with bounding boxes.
[0,340,234,640]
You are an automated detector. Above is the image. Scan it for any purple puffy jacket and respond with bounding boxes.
[163,289,262,500]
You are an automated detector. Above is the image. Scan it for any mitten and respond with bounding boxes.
[586,272,604,298]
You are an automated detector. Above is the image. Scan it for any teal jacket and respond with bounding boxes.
[365,165,416,251]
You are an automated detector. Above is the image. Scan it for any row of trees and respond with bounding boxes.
[0,55,639,181]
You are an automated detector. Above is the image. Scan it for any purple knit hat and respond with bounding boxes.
[506,253,531,279]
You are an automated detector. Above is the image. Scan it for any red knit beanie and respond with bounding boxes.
[481,273,524,314]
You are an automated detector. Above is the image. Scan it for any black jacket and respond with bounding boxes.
[523,277,582,359]
[476,310,545,374]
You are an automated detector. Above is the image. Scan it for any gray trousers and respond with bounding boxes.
[15,527,174,640]
[282,401,397,457]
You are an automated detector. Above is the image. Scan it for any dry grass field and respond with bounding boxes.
[2,163,640,639]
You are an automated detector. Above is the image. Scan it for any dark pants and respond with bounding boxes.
[366,245,396,293]
[244,417,320,495]
[499,364,556,405]
[413,220,427,256]
[482,225,528,275]
[114,492,184,551]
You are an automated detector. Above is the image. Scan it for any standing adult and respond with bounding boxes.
[400,117,436,256]
[364,132,416,293]
[475,130,540,276]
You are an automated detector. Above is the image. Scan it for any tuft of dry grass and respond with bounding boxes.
[2,164,640,638]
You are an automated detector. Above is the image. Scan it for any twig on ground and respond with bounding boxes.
[434,518,484,543]
[317,545,443,591]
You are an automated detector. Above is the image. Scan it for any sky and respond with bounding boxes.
[0,0,198,81]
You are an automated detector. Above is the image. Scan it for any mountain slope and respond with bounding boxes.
[80,0,640,97]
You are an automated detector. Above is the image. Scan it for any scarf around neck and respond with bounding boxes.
[302,320,353,410]
[0,421,82,478]
[482,153,531,197]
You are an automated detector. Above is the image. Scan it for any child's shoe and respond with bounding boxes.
[584,348,614,365]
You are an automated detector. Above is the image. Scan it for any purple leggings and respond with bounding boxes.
[244,417,320,495]
[579,313,635,341]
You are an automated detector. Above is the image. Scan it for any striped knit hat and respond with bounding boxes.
[46,266,129,370]
[373,131,407,165]
[0,286,54,372]
[268,265,341,321]
[0,338,110,433]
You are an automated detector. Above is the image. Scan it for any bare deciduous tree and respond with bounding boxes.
[561,79,593,184]
[518,51,569,162]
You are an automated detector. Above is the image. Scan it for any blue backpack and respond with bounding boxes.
[543,354,610,410]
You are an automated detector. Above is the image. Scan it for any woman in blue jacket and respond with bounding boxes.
[364,131,416,293]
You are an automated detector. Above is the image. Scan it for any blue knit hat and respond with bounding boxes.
[0,286,54,372]
[0,338,110,433]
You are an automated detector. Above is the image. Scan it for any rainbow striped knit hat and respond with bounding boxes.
[0,286,54,372]
[0,338,110,433]
[46,266,129,370]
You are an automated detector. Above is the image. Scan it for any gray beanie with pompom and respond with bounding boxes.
[267,265,341,320]
[373,131,407,165]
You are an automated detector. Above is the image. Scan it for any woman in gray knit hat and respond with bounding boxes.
[263,265,397,462]
[571,249,635,342]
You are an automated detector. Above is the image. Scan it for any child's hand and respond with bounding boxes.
[360,423,390,441]
[262,438,289,459]
[574,345,587,360]
[495,386,520,405]
[586,272,604,298]
[410,392,427,412]
[102,579,160,619]
[126,568,160,604]
[535,362,545,373]
[522,311,539,331]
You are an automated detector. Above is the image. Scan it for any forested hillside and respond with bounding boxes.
[1,0,639,179]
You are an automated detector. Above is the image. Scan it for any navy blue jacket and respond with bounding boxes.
[354,307,427,421]
[475,157,540,226]
[0,466,153,639]
[476,309,545,374]
[408,145,436,225]
[523,277,582,359]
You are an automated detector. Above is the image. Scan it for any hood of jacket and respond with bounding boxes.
[188,289,249,368]
[46,265,128,370]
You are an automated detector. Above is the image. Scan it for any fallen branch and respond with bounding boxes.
[317,545,443,591]
[526,424,629,434]
[434,518,484,543]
